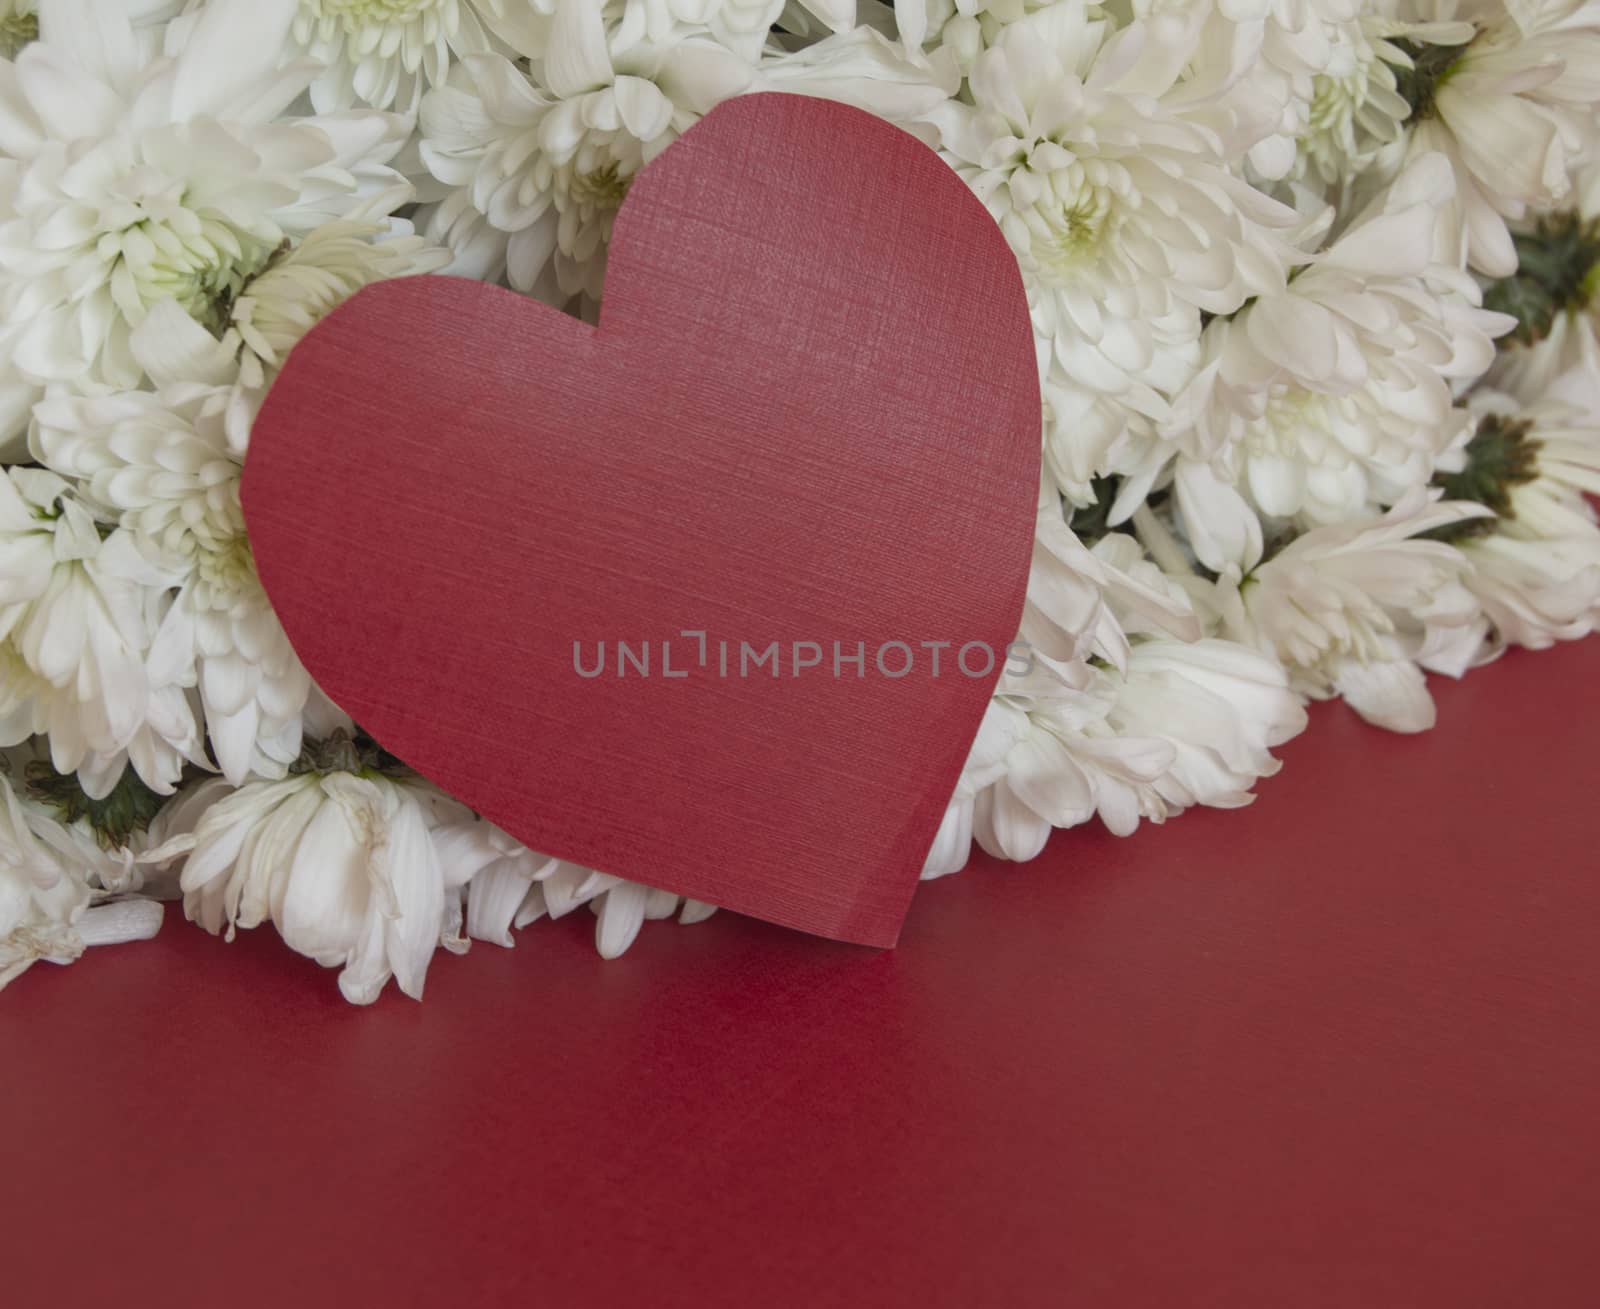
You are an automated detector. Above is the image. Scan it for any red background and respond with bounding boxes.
[4,637,1597,1307]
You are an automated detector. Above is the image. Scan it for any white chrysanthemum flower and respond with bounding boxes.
[5,735,176,895]
[894,0,1069,62]
[930,524,1298,870]
[1443,386,1600,650]
[1295,6,1474,185]
[128,219,449,452]
[1,769,163,990]
[1074,532,1306,830]
[1116,0,1373,182]
[466,837,716,958]
[0,643,56,747]
[0,468,202,795]
[1154,154,1510,568]
[1484,173,1600,401]
[955,634,1301,857]
[625,0,786,60]
[1101,635,1308,815]
[420,0,949,302]
[966,661,1166,858]
[589,879,718,958]
[24,218,439,787]
[291,0,505,111]
[1466,530,1600,648]
[755,19,960,113]
[928,469,1179,877]
[1390,0,1600,275]
[1,768,89,986]
[0,0,413,447]
[929,485,1191,873]
[1025,499,1202,669]
[1488,282,1600,403]
[1231,491,1491,731]
[145,763,508,1003]
[31,375,315,786]
[420,0,742,300]
[928,5,1300,478]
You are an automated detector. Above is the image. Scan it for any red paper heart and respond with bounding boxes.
[242,93,1039,946]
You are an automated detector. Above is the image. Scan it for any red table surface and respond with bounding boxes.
[4,637,1598,1308]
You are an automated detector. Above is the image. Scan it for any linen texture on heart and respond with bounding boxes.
[243,93,1040,947]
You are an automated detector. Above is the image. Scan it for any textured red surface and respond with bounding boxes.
[241,93,1040,948]
[4,638,1598,1307]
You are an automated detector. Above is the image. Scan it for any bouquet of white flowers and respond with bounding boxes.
[3,0,1597,1002]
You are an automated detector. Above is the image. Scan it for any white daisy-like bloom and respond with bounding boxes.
[3,735,171,896]
[1099,634,1308,820]
[928,483,1178,872]
[624,0,787,61]
[1024,481,1202,669]
[0,468,203,796]
[1117,0,1371,182]
[24,217,440,790]
[420,0,946,303]
[1484,164,1600,401]
[1445,384,1600,650]
[967,659,1168,857]
[1466,531,1600,648]
[144,763,509,1003]
[1230,490,1492,732]
[291,0,504,111]
[1,768,90,986]
[419,0,730,301]
[126,218,450,453]
[1488,279,1600,402]
[1079,531,1306,829]
[0,646,55,752]
[466,840,717,958]
[0,0,414,449]
[755,20,961,114]
[1387,0,1600,276]
[1294,5,1474,186]
[1154,153,1511,570]
[930,524,1301,869]
[31,373,314,787]
[1,769,163,990]
[893,0,1064,58]
[927,4,1301,487]
[954,631,1302,856]
[1038,312,1201,510]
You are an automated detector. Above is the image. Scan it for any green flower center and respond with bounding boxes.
[0,10,37,59]
[1427,413,1543,542]
[25,758,166,850]
[291,728,412,779]
[1066,476,1123,545]
[1482,212,1600,346]
[1390,37,1466,122]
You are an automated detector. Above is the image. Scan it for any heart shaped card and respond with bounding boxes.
[242,93,1040,947]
